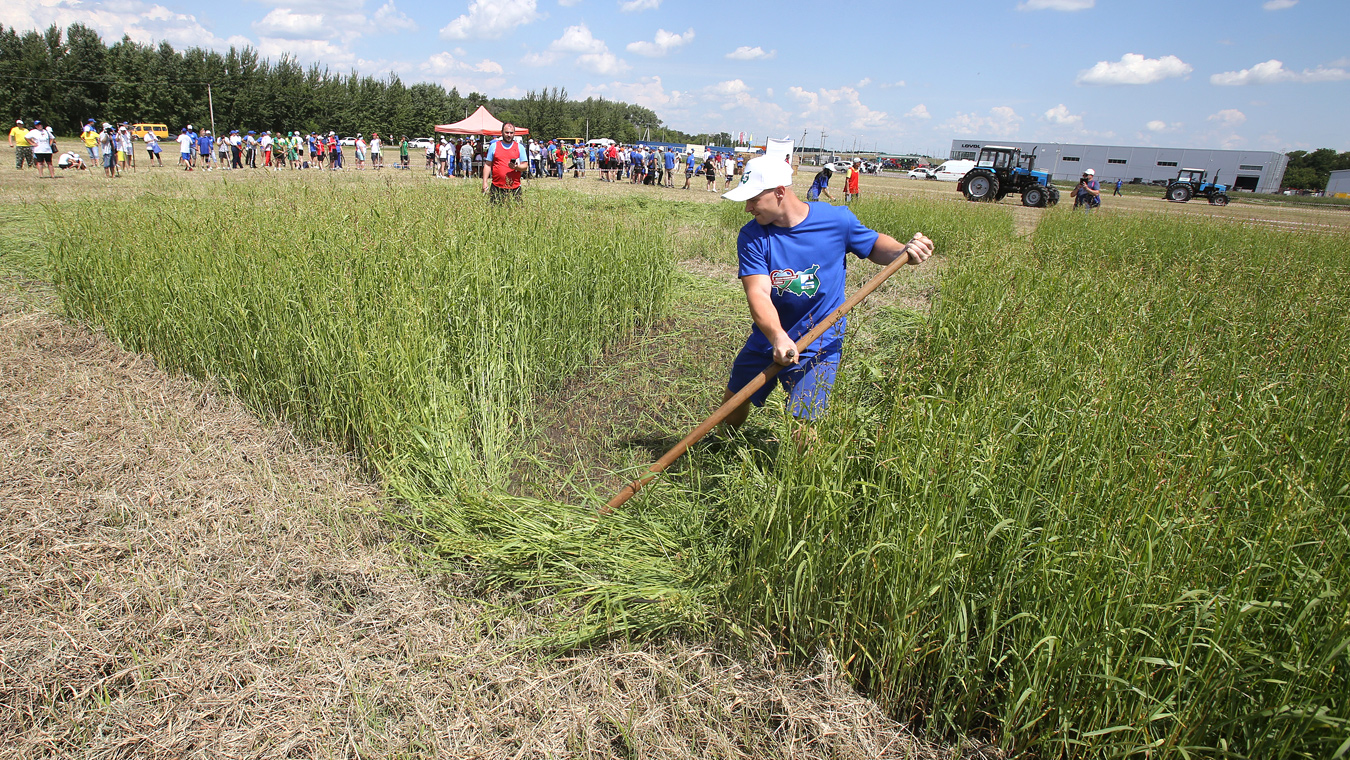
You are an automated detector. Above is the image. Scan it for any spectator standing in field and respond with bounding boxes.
[198,129,214,170]
[370,133,383,169]
[354,133,367,170]
[9,120,33,170]
[844,158,861,203]
[723,152,736,191]
[716,156,934,431]
[81,119,99,163]
[663,147,676,187]
[143,128,163,166]
[229,130,243,169]
[27,120,56,178]
[176,128,194,172]
[1074,168,1101,212]
[330,132,343,170]
[98,124,117,177]
[703,152,718,192]
[458,138,471,177]
[1113,178,1123,196]
[116,123,132,172]
[219,133,232,168]
[425,139,435,172]
[398,136,409,169]
[807,167,834,202]
[684,150,696,189]
[482,122,526,203]
[260,131,273,168]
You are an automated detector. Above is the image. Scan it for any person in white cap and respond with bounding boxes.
[717,155,934,430]
[1074,168,1101,212]
[10,119,33,170]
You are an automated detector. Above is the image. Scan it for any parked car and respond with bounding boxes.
[907,166,936,179]
[409,137,434,150]
[340,137,356,147]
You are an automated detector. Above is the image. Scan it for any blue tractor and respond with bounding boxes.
[957,145,1060,207]
[1165,168,1230,206]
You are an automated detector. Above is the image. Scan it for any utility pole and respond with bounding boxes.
[208,83,216,139]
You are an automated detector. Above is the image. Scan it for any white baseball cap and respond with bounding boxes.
[1083,168,1095,176]
[722,155,795,202]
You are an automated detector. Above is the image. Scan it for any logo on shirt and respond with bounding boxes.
[770,264,821,297]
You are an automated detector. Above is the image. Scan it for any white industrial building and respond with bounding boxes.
[1326,169,1350,197]
[948,139,1288,194]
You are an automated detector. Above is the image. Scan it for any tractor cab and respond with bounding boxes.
[1176,168,1207,185]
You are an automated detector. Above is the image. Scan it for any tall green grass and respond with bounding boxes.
[44,181,1349,757]
[720,212,1350,756]
[53,182,672,493]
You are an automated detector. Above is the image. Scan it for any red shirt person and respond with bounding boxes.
[482,123,526,201]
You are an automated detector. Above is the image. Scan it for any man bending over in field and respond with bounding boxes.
[718,155,933,431]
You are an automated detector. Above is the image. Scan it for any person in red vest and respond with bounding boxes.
[482,123,526,202]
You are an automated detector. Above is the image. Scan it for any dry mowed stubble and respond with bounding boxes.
[3,163,1348,759]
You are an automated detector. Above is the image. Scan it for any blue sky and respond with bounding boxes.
[6,0,1347,153]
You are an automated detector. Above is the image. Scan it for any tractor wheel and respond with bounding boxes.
[1167,184,1192,203]
[1047,187,1060,206]
[963,171,999,202]
[1209,193,1230,207]
[1022,186,1047,208]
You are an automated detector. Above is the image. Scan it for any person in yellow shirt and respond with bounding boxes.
[8,119,32,170]
[81,118,100,163]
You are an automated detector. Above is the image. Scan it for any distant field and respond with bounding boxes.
[4,165,1348,758]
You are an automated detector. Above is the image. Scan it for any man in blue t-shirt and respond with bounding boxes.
[663,148,676,187]
[718,155,934,426]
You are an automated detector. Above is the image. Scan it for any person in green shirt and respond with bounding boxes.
[399,136,409,169]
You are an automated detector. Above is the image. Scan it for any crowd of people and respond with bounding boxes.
[10,117,885,211]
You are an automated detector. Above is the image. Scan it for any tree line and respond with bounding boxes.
[0,23,733,145]
[1282,149,1350,192]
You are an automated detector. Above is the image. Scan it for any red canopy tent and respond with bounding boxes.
[434,106,529,136]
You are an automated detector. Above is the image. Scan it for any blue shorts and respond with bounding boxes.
[728,339,842,420]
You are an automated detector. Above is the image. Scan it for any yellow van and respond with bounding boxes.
[132,123,169,139]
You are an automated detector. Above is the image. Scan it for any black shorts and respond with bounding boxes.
[34,153,52,165]
[489,184,522,203]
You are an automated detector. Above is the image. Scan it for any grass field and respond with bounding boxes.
[4,165,1348,758]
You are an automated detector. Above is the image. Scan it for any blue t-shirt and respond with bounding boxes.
[664,150,675,170]
[686,154,696,170]
[809,172,831,195]
[736,203,879,354]
[198,134,212,154]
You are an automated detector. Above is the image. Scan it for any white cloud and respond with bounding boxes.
[619,0,659,10]
[788,85,891,131]
[1018,0,1094,9]
[1262,0,1297,9]
[1043,103,1082,126]
[1146,120,1182,132]
[856,77,871,88]
[372,1,417,31]
[1077,54,1193,85]
[703,80,789,130]
[576,51,628,74]
[626,28,693,57]
[1,0,252,52]
[253,8,329,39]
[1210,59,1350,85]
[558,0,581,5]
[726,46,775,61]
[941,106,1023,138]
[440,0,541,40]
[524,23,628,74]
[581,76,692,112]
[905,104,931,120]
[419,51,508,95]
[878,80,906,89]
[1206,109,1247,149]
